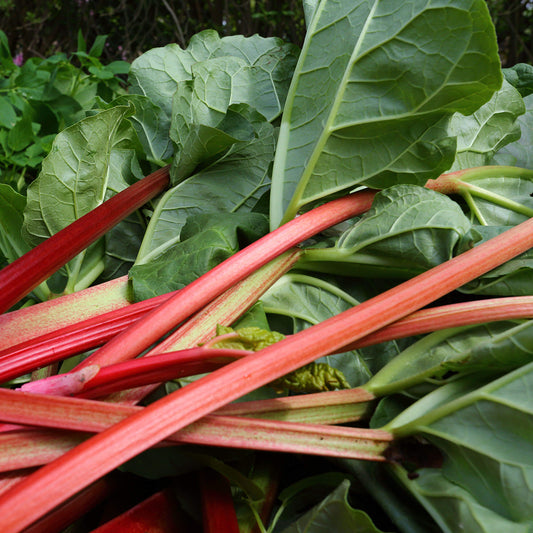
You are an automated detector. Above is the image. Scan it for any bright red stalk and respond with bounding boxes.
[18,348,249,398]
[1,211,532,531]
[90,489,188,533]
[200,469,240,533]
[0,166,170,314]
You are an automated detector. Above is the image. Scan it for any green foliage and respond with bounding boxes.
[0,30,129,191]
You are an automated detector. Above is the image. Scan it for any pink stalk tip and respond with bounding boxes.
[19,365,100,396]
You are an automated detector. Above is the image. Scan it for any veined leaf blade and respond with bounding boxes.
[270,0,502,227]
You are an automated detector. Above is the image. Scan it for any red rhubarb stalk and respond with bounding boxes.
[0,166,170,313]
[18,348,249,398]
[200,469,240,533]
[0,213,531,531]
[89,489,187,533]
[0,292,172,383]
[341,295,533,351]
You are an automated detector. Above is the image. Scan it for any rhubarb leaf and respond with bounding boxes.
[494,94,533,169]
[366,320,533,396]
[129,212,269,301]
[299,185,472,279]
[129,30,297,168]
[21,104,138,291]
[503,63,533,97]
[22,104,134,246]
[449,80,525,170]
[458,226,533,295]
[0,184,30,263]
[130,30,297,120]
[112,94,174,164]
[101,149,146,279]
[270,0,502,227]
[137,113,274,264]
[386,363,533,532]
[280,480,388,533]
[454,170,533,226]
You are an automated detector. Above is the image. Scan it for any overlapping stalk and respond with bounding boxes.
[1,211,532,531]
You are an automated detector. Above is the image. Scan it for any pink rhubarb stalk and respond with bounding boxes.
[0,212,532,531]
[341,295,533,351]
[0,292,172,384]
[0,166,170,313]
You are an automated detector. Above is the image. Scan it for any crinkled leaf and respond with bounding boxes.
[494,94,533,169]
[21,104,137,291]
[137,115,274,264]
[270,0,502,226]
[503,63,533,97]
[459,226,533,295]
[129,212,268,301]
[129,30,297,120]
[22,104,134,245]
[110,94,174,163]
[170,93,257,182]
[449,80,525,170]
[280,480,390,533]
[300,185,472,278]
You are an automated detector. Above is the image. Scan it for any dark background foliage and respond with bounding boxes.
[0,1,532,66]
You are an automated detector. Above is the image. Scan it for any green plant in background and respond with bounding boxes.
[0,30,129,192]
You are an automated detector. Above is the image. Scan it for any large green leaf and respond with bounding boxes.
[21,104,137,292]
[270,0,502,227]
[137,117,274,264]
[385,363,533,531]
[22,105,134,245]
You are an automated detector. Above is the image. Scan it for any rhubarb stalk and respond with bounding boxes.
[0,166,170,313]
[0,212,532,531]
